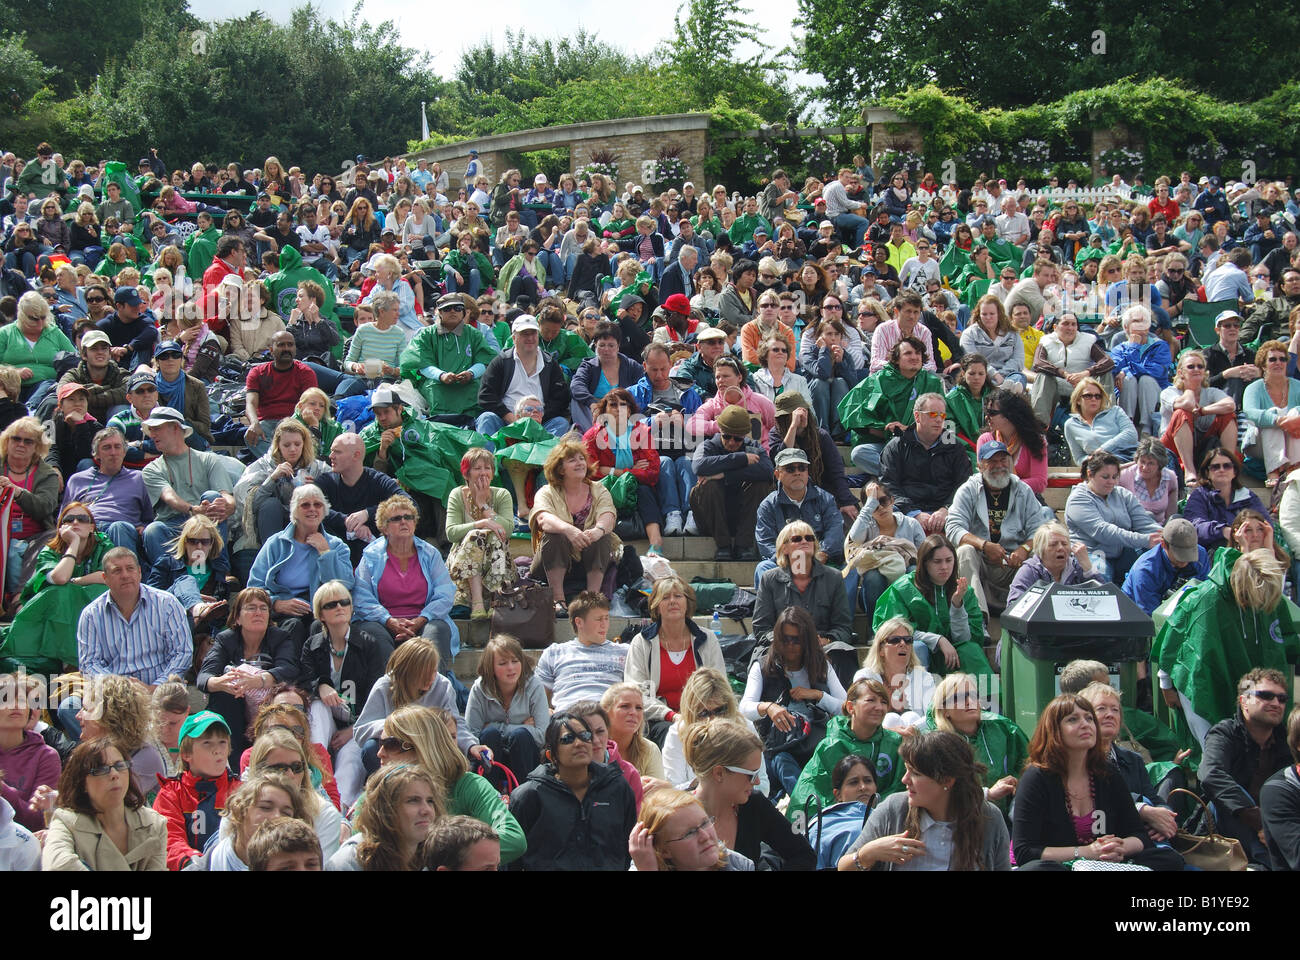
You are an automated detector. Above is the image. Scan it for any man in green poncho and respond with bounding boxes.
[400,294,498,420]
[14,143,69,202]
[839,335,942,478]
[1152,546,1300,746]
[977,219,1021,267]
[185,211,221,277]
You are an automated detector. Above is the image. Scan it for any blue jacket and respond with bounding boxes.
[1121,542,1211,615]
[626,375,703,416]
[1109,337,1172,389]
[755,482,845,562]
[352,536,459,656]
[1183,484,1267,550]
[247,523,354,602]
[813,344,864,388]
[1194,189,1229,226]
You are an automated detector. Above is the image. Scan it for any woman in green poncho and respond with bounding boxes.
[4,501,113,667]
[872,533,993,681]
[788,677,903,823]
[293,388,344,454]
[919,673,1027,814]
[945,353,991,470]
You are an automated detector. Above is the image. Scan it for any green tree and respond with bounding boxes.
[665,0,793,120]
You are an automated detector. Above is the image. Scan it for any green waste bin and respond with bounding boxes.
[999,581,1153,739]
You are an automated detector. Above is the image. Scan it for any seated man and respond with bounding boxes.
[946,440,1042,617]
[314,432,403,566]
[153,340,213,450]
[96,287,159,371]
[1200,668,1293,869]
[753,447,844,588]
[533,591,627,711]
[400,293,497,425]
[475,314,570,440]
[673,326,730,397]
[139,408,236,568]
[879,392,972,535]
[689,404,774,562]
[55,329,126,425]
[61,426,153,553]
[1120,517,1211,615]
[244,330,317,456]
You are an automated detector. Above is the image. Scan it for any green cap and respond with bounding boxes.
[179,709,230,743]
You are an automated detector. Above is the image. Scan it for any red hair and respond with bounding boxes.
[1026,694,1110,779]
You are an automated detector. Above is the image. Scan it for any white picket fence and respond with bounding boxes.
[972,186,1131,204]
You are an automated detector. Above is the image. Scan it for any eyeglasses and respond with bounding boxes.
[1249,690,1288,703]
[261,761,306,775]
[1209,461,1236,472]
[9,436,36,446]
[884,634,915,646]
[85,296,105,303]
[321,598,352,611]
[241,603,271,614]
[557,729,594,745]
[721,433,746,443]
[767,345,788,353]
[386,514,417,524]
[666,815,717,844]
[822,304,843,311]
[376,736,413,753]
[1080,393,1103,401]
[724,765,762,782]
[787,533,815,542]
[916,410,944,420]
[89,760,131,777]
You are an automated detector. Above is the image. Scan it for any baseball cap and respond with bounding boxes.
[978,440,1010,461]
[436,293,466,310]
[1163,518,1199,565]
[178,710,230,743]
[56,382,88,404]
[819,220,834,230]
[127,372,156,392]
[154,340,184,358]
[753,226,769,237]
[511,315,541,334]
[468,149,479,156]
[80,330,111,350]
[142,406,193,437]
[370,385,403,408]
[775,448,810,469]
[1214,309,1243,327]
[696,326,727,342]
[114,287,142,307]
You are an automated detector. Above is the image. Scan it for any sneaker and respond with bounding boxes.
[663,511,683,536]
[683,512,699,536]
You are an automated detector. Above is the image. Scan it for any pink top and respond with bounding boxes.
[1118,463,1179,526]
[688,386,777,449]
[978,430,1047,495]
[377,551,429,619]
[869,319,938,374]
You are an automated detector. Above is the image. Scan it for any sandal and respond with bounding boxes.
[470,607,491,622]
[554,601,569,619]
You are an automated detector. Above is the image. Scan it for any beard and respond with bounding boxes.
[982,468,1011,490]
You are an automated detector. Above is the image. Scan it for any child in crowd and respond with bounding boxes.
[152,710,238,870]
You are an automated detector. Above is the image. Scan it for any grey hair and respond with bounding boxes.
[92,426,125,455]
[1120,303,1152,330]
[1134,436,1169,468]
[369,290,400,315]
[290,484,330,521]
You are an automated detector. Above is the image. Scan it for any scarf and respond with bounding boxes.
[156,371,185,410]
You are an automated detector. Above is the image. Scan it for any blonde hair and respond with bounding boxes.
[637,788,727,870]
[600,682,654,774]
[1068,376,1112,414]
[383,705,468,792]
[647,576,697,621]
[0,366,21,399]
[295,387,331,419]
[224,772,305,853]
[1031,521,1070,558]
[387,638,440,708]
[774,521,816,569]
[312,579,352,620]
[81,674,154,756]
[863,616,921,676]
[249,727,323,818]
[375,493,419,528]
[930,674,979,732]
[476,635,533,704]
[680,717,762,775]
[1231,548,1284,612]
[677,668,739,727]
[1172,350,1206,391]
[542,437,592,487]
[271,418,316,468]
[169,513,223,562]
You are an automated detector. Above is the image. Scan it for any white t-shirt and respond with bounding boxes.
[504,349,546,413]
[535,639,628,710]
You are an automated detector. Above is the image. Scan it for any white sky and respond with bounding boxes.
[188,0,807,82]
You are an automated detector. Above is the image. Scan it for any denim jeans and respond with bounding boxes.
[851,441,885,477]
[833,212,870,247]
[809,377,852,435]
[479,725,541,784]
[304,361,364,399]
[142,491,226,566]
[767,751,802,799]
[102,520,141,555]
[843,568,888,618]
[444,267,483,298]
[656,456,696,516]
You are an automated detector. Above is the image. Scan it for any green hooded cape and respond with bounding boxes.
[872,570,993,681]
[0,531,113,666]
[787,714,904,822]
[944,382,989,470]
[361,410,489,504]
[837,365,943,440]
[266,246,341,354]
[918,705,1028,813]
[399,318,498,417]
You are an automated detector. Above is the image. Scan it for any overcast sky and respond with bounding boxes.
[188,0,807,80]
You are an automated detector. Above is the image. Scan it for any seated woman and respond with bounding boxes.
[234,420,330,556]
[601,682,665,779]
[569,321,644,432]
[583,388,665,554]
[946,353,992,468]
[328,764,443,871]
[237,693,342,811]
[1030,313,1114,429]
[854,617,941,732]
[979,387,1048,496]
[919,673,1028,813]
[192,771,306,871]
[247,727,342,861]
[2,294,75,405]
[352,638,483,775]
[0,417,61,601]
[661,667,768,794]
[301,580,389,808]
[1260,709,1300,871]
[1110,303,1172,439]
[368,703,525,865]
[1078,681,1180,847]
[789,677,903,822]
[1064,376,1139,466]
[1065,451,1162,583]
[960,295,1026,393]
[292,388,344,457]
[682,717,816,871]
[686,355,777,448]
[248,485,353,649]
[74,674,167,803]
[465,635,550,783]
[5,501,112,669]
[445,447,515,622]
[1159,349,1236,485]
[197,587,303,757]
[837,730,1012,871]
[872,533,991,680]
[509,712,638,871]
[528,438,618,616]
[742,605,848,796]
[1007,521,1097,606]
[629,786,755,871]
[1117,437,1180,526]
[625,576,726,748]
[751,335,814,409]
[1183,448,1266,552]
[145,514,232,629]
[41,737,168,872]
[1242,339,1300,484]
[1011,694,1184,870]
[353,494,459,662]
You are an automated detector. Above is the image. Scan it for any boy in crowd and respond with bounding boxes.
[534,591,626,711]
[152,710,238,871]
[247,817,323,871]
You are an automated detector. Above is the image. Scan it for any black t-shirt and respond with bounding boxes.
[248,207,278,230]
[984,483,1009,543]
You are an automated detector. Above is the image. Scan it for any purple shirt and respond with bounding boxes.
[377,552,428,619]
[62,466,155,527]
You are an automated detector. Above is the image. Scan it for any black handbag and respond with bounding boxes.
[490,576,555,649]
[763,696,830,767]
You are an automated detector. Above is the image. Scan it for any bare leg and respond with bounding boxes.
[469,574,485,614]
[646,522,662,550]
[504,461,532,520]
[1220,420,1238,462]
[1171,421,1197,485]
[586,568,604,593]
[546,566,567,603]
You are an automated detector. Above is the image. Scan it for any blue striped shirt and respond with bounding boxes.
[77,584,193,685]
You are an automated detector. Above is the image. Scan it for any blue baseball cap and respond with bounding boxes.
[978,440,1010,461]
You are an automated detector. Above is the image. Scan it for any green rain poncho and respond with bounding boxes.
[872,570,993,681]
[918,703,1028,813]
[1152,546,1300,731]
[945,381,991,470]
[787,714,904,822]
[266,246,340,350]
[492,418,558,470]
[399,319,498,417]
[185,225,220,276]
[0,531,113,667]
[360,409,489,504]
[837,365,943,441]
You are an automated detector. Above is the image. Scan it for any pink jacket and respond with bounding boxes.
[978,430,1047,495]
[687,386,777,448]
[604,740,644,811]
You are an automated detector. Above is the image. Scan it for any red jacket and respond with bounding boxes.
[238,742,342,810]
[201,256,239,333]
[583,420,660,486]
[153,768,239,871]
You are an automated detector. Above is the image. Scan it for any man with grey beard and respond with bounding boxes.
[945,440,1045,617]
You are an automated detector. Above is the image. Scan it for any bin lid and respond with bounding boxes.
[1000,579,1154,639]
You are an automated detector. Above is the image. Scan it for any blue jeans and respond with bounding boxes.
[537,249,564,287]
[69,246,104,267]
[753,558,777,591]
[304,361,365,399]
[473,412,569,447]
[168,573,204,611]
[143,491,226,567]
[102,520,140,554]
[843,568,888,617]
[809,377,852,435]
[656,456,696,517]
[833,212,870,247]
[767,751,802,799]
[445,267,483,298]
[851,441,885,477]
[58,695,83,739]
[5,538,37,594]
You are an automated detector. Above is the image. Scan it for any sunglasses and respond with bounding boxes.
[376,736,413,753]
[321,598,352,611]
[782,464,809,473]
[386,514,417,524]
[787,534,815,542]
[85,296,106,303]
[1217,321,1240,328]
[697,705,730,720]
[1183,363,1205,370]
[1209,461,1236,472]
[89,760,132,777]
[63,515,93,524]
[822,304,843,311]
[1249,690,1288,703]
[884,634,915,646]
[557,729,594,745]
[721,433,747,443]
[1080,392,1103,401]
[723,765,762,781]
[261,761,306,775]
[916,410,944,420]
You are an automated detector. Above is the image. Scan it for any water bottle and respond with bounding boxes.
[712,611,722,641]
